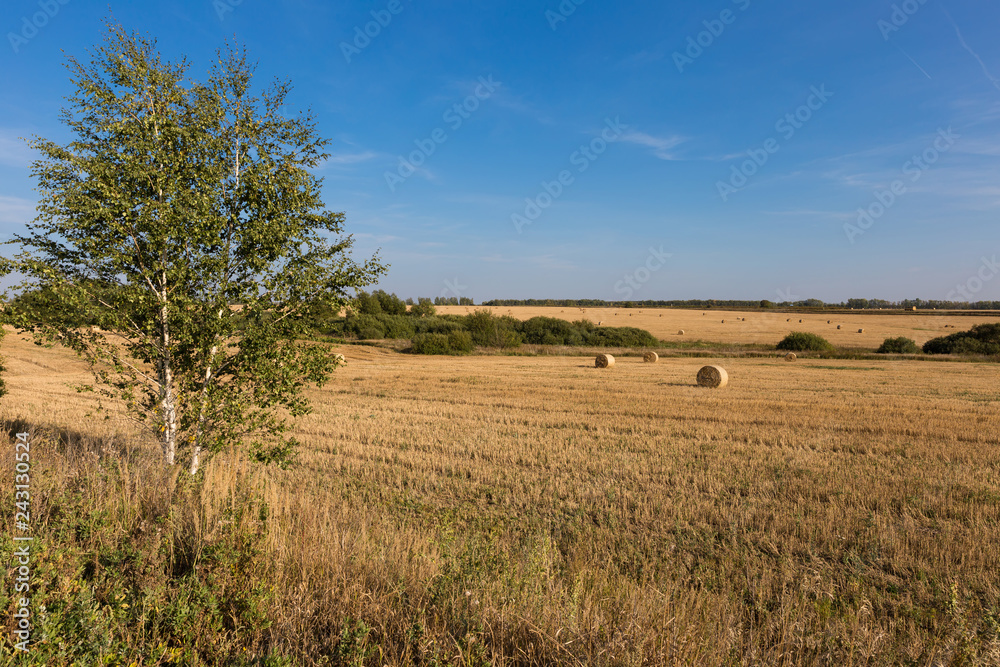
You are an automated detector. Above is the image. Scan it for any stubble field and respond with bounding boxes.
[2,316,999,665]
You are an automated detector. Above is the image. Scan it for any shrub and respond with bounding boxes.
[410,298,436,318]
[411,333,452,355]
[354,291,382,315]
[447,330,474,353]
[585,326,659,348]
[923,324,1000,355]
[464,311,522,349]
[517,317,585,346]
[414,316,465,335]
[877,337,921,354]
[373,289,407,315]
[377,314,416,339]
[776,332,835,352]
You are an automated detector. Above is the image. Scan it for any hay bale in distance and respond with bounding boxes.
[678,329,685,335]
[643,352,659,363]
[697,365,728,388]
[785,352,797,362]
[858,328,864,333]
[837,325,842,330]
[595,354,615,368]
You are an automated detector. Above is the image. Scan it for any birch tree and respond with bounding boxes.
[2,22,384,474]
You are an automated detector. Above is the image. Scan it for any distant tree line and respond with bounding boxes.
[312,291,658,354]
[480,298,1000,310]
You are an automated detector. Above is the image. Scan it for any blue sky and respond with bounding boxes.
[1,0,998,303]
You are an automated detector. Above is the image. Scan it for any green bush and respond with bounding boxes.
[464,310,522,349]
[373,289,407,315]
[877,337,921,354]
[923,324,1000,355]
[584,326,659,348]
[414,316,465,335]
[517,317,585,345]
[447,330,474,353]
[411,333,452,355]
[354,291,382,315]
[409,298,436,318]
[776,332,835,352]
[377,314,417,339]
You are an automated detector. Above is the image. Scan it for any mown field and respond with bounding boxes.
[436,305,1000,348]
[2,324,1000,665]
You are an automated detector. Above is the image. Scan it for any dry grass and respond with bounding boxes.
[2,329,1000,665]
[437,305,999,348]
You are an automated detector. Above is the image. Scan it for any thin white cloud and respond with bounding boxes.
[323,150,380,165]
[620,131,685,161]
[944,9,1000,92]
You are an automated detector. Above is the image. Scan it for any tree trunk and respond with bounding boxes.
[159,283,177,466]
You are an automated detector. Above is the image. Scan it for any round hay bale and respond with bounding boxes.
[721,319,725,323]
[837,325,842,330]
[595,354,615,368]
[857,328,864,333]
[827,320,831,324]
[643,351,659,363]
[333,353,346,365]
[799,319,803,323]
[785,352,797,362]
[912,306,917,311]
[697,365,728,388]
[677,329,685,335]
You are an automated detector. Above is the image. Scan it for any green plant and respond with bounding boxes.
[776,331,835,352]
[877,337,921,354]
[0,22,385,474]
[411,333,452,355]
[923,324,1000,355]
[448,330,474,353]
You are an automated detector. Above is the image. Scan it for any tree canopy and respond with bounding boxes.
[2,22,385,473]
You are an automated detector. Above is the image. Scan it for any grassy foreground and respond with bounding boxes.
[2,333,999,665]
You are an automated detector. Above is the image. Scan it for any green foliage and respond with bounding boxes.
[923,324,1000,355]
[776,332,835,352]
[411,333,452,355]
[373,289,407,315]
[413,315,465,335]
[353,291,383,315]
[409,330,474,355]
[409,297,436,317]
[447,330,474,353]
[0,23,385,473]
[583,325,659,348]
[518,317,585,345]
[464,310,523,349]
[877,337,921,354]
